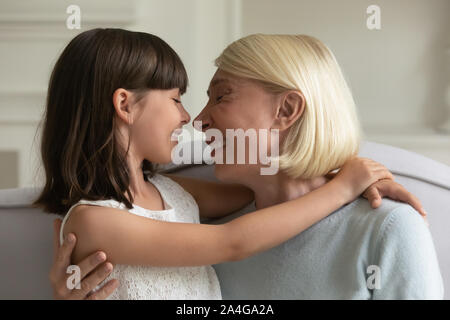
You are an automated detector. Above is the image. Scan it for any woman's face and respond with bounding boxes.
[194,69,280,182]
[127,88,191,164]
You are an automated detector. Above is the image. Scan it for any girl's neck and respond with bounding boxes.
[126,153,149,198]
[126,153,167,211]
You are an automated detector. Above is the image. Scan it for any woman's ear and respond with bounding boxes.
[272,91,305,131]
[112,88,134,124]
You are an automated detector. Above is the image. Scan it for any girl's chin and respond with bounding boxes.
[157,158,173,166]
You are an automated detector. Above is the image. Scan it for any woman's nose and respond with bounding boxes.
[193,110,211,132]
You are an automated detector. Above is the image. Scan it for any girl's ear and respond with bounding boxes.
[272,91,305,131]
[113,88,134,124]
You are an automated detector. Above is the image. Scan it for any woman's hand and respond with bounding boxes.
[50,219,119,300]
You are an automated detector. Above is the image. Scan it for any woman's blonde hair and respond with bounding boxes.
[215,34,362,179]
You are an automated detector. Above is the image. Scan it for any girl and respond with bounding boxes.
[34,28,423,300]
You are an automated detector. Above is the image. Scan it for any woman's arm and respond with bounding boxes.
[50,219,118,300]
[64,158,390,267]
[164,174,254,219]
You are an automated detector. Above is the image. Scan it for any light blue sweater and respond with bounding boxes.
[210,198,444,299]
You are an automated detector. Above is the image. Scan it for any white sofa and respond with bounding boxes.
[0,141,448,299]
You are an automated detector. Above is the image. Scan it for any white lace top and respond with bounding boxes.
[59,173,222,300]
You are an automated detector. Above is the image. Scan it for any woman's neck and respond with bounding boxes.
[242,171,330,210]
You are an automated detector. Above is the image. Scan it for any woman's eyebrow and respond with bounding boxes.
[206,78,232,96]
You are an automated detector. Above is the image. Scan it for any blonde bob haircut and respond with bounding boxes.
[215,34,362,179]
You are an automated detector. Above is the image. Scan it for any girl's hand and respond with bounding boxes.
[363,179,428,222]
[330,158,428,225]
[334,157,394,202]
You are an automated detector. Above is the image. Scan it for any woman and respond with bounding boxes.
[195,34,443,299]
[45,31,427,300]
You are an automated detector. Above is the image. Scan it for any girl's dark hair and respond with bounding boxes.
[33,28,188,216]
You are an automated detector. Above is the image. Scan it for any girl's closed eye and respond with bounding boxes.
[172,98,181,104]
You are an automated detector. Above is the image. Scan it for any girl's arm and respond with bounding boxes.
[64,158,391,267]
[163,174,254,220]
[166,163,426,220]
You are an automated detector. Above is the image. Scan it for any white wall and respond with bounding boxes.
[0,0,240,188]
[241,0,450,164]
[129,0,242,132]
[0,0,448,188]
[0,0,138,188]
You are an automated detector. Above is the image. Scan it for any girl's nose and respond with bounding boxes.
[181,106,191,125]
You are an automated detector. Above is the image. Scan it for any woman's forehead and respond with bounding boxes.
[208,70,254,93]
[207,71,237,96]
[210,69,243,85]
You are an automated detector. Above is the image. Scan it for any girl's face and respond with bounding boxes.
[120,88,191,164]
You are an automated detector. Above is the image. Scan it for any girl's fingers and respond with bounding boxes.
[423,216,430,228]
[390,184,427,217]
[363,161,394,181]
[368,180,428,218]
[372,168,394,181]
[363,186,382,208]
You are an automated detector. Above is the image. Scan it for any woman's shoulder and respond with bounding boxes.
[332,198,427,247]
[342,197,423,226]
[375,200,429,243]
[366,199,425,233]
[349,198,431,258]
[369,200,443,298]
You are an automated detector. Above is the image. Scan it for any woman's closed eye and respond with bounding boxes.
[214,90,231,103]
[172,98,181,104]
[207,87,232,105]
